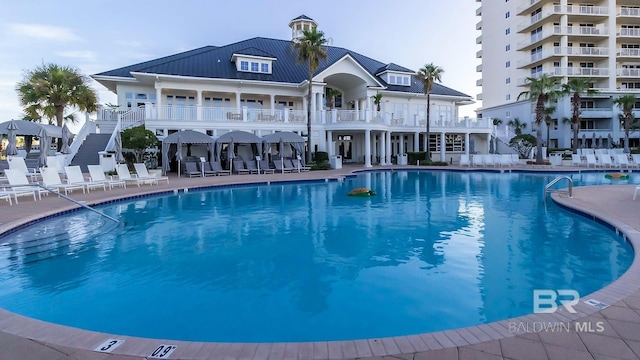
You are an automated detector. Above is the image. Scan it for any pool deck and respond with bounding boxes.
[1,164,640,360]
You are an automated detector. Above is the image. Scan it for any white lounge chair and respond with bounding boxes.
[634,185,640,200]
[571,154,584,167]
[41,167,85,196]
[585,154,598,168]
[47,156,64,174]
[64,166,106,192]
[3,169,42,203]
[116,164,157,186]
[0,190,13,205]
[8,156,39,181]
[88,165,126,190]
[597,154,613,168]
[133,163,169,184]
[615,154,630,169]
[472,154,484,167]
[511,154,522,166]
[632,154,640,169]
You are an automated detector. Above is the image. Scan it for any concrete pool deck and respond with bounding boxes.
[1,164,640,360]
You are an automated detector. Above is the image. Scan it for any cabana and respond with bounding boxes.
[161,130,215,175]
[261,131,306,164]
[0,120,64,167]
[215,131,262,163]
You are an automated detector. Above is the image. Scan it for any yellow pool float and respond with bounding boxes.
[348,188,376,197]
[605,173,630,180]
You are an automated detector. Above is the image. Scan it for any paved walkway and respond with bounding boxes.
[1,165,640,360]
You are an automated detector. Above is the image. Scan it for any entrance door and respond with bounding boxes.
[337,135,352,160]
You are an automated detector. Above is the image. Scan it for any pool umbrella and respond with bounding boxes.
[228,136,235,173]
[591,132,596,148]
[61,124,72,155]
[176,134,183,178]
[469,138,475,154]
[113,130,125,164]
[598,135,603,149]
[582,133,586,148]
[608,133,613,149]
[489,135,495,154]
[6,120,18,156]
[24,136,33,154]
[279,138,285,173]
[38,127,49,168]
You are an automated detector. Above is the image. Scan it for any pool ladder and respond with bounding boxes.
[544,176,573,199]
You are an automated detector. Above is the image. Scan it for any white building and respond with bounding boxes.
[476,0,640,149]
[91,15,490,167]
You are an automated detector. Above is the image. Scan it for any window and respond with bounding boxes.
[389,75,396,84]
[506,110,511,117]
[506,28,511,35]
[506,61,511,67]
[506,94,511,100]
[506,44,510,51]
[261,63,269,73]
[240,61,248,71]
[251,62,259,72]
[403,77,409,85]
[506,11,510,18]
[506,77,511,84]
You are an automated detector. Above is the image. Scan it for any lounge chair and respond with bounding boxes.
[259,160,275,174]
[87,165,126,190]
[40,167,85,196]
[585,154,598,168]
[8,156,39,181]
[244,160,260,174]
[64,165,106,192]
[615,154,630,169]
[0,190,12,205]
[134,163,169,184]
[210,161,231,176]
[183,162,202,177]
[283,158,297,172]
[116,164,158,186]
[597,154,612,168]
[571,154,584,167]
[3,169,42,203]
[47,156,64,174]
[291,158,310,172]
[232,159,251,175]
[632,154,640,168]
[198,162,218,177]
[274,158,292,173]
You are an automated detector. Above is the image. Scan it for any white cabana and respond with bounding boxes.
[161,130,215,174]
[261,131,306,164]
[215,131,261,162]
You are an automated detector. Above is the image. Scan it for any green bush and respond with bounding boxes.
[407,152,427,164]
[310,162,331,171]
[419,160,448,166]
[312,151,329,163]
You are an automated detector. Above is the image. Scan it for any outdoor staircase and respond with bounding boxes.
[69,134,111,172]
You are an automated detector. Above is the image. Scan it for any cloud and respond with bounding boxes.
[7,23,80,41]
[56,50,96,60]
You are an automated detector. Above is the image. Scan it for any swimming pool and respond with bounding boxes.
[0,170,634,342]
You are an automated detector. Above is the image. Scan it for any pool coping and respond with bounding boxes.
[1,165,639,359]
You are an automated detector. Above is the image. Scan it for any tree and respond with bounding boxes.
[16,64,97,148]
[294,26,327,163]
[372,92,383,112]
[613,94,638,153]
[517,74,563,163]
[562,78,599,153]
[326,88,341,109]
[121,126,158,163]
[507,118,527,135]
[492,118,503,126]
[543,105,556,150]
[509,133,537,159]
[415,63,444,160]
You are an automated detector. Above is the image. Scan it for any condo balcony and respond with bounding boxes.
[517,0,551,16]
[476,49,482,59]
[579,108,614,118]
[517,26,609,51]
[558,67,610,77]
[617,48,640,60]
[476,64,483,72]
[617,28,640,38]
[617,68,640,78]
[618,7,640,19]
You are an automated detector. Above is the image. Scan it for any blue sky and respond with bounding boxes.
[0,0,480,125]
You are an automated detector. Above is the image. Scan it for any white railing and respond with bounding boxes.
[617,48,640,57]
[617,68,640,77]
[65,114,95,166]
[288,110,306,123]
[566,46,608,56]
[566,5,608,15]
[516,0,542,15]
[619,7,640,17]
[97,107,128,121]
[158,105,197,120]
[120,108,145,130]
[579,108,614,118]
[618,28,640,37]
[202,106,226,121]
[104,116,122,152]
[247,108,284,123]
[336,110,363,123]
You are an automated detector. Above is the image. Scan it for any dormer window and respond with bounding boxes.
[251,62,259,72]
[231,50,276,74]
[387,74,410,86]
[240,61,249,71]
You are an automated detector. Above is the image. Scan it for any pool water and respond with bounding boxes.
[0,171,634,342]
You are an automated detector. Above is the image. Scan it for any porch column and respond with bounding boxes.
[354,99,359,117]
[365,97,371,123]
[155,85,162,118]
[386,131,392,165]
[310,92,316,124]
[235,92,242,113]
[302,96,308,122]
[440,132,446,163]
[372,134,378,164]
[196,90,203,121]
[465,133,470,155]
[380,132,387,165]
[364,130,372,168]
[487,133,491,153]
[414,132,420,152]
[423,133,428,153]
[326,130,333,157]
[270,94,275,115]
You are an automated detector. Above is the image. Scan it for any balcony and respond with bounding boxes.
[566,46,609,57]
[516,47,563,68]
[517,7,562,33]
[476,49,482,58]
[558,67,609,77]
[617,48,640,59]
[565,5,609,21]
[476,34,482,44]
[618,28,640,38]
[579,108,614,118]
[476,78,483,86]
[618,7,640,18]
[517,0,550,16]
[476,6,482,16]
[617,68,640,78]
[477,93,483,101]
[517,26,562,51]
[476,64,483,72]
[476,20,482,30]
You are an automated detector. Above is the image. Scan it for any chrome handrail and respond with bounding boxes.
[544,175,573,198]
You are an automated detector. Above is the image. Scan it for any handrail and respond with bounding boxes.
[65,114,95,166]
[544,175,573,198]
[17,184,120,223]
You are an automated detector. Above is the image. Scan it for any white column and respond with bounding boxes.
[326,130,333,157]
[196,90,203,121]
[354,99,359,115]
[380,132,387,165]
[235,92,241,113]
[310,92,316,124]
[487,133,491,153]
[155,85,162,118]
[372,134,378,164]
[386,131,392,165]
[440,132,446,163]
[465,133,470,155]
[270,94,275,115]
[364,130,372,168]
[414,132,420,152]
[423,134,428,153]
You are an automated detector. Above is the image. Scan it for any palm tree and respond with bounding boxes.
[415,63,444,160]
[16,63,97,149]
[517,74,563,163]
[507,118,527,135]
[294,27,327,163]
[543,105,556,150]
[372,92,383,112]
[613,94,638,153]
[326,88,341,109]
[562,78,599,153]
[492,118,503,127]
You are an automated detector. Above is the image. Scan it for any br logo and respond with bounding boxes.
[533,289,579,314]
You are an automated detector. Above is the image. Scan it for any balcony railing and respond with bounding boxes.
[566,46,608,56]
[617,68,640,77]
[618,7,640,17]
[579,108,614,118]
[566,5,608,16]
[618,28,640,37]
[556,67,609,76]
[617,48,640,57]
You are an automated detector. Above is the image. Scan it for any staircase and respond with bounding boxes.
[69,134,111,172]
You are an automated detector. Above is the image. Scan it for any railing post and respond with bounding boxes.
[284,108,289,123]
[242,106,248,122]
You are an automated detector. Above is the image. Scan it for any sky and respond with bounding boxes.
[0,0,481,129]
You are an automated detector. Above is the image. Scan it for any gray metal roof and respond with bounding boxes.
[216,131,262,144]
[94,37,470,98]
[0,120,63,138]
[261,131,305,144]
[162,130,214,144]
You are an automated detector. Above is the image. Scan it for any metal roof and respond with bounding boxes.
[162,130,214,144]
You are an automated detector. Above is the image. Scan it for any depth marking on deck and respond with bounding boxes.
[94,339,124,353]
[149,344,177,358]
[584,298,610,310]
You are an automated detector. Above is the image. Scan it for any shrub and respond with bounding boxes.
[312,151,329,163]
[509,134,536,159]
[407,152,427,165]
[310,162,331,171]
[419,160,448,166]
